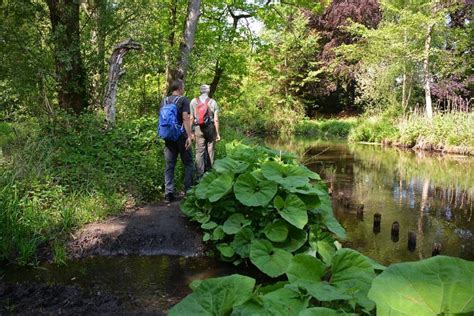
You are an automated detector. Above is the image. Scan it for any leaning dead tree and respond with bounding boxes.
[104,39,141,127]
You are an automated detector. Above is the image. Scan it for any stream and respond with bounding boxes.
[1,138,473,313]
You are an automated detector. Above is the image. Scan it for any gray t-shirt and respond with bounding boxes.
[190,94,219,123]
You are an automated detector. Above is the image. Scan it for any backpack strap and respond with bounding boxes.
[164,95,182,105]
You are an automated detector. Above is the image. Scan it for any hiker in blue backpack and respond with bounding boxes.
[158,79,194,204]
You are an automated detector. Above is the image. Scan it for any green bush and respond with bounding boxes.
[181,142,346,278]
[348,117,399,143]
[295,119,358,138]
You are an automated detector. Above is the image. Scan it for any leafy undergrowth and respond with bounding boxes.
[0,114,168,264]
[169,255,474,315]
[349,112,474,154]
[295,118,359,138]
[181,142,346,278]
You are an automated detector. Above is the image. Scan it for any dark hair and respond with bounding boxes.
[170,79,184,92]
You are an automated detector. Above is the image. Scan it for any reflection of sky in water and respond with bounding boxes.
[266,138,474,264]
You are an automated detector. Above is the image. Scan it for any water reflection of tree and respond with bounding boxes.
[418,178,430,259]
[265,137,474,260]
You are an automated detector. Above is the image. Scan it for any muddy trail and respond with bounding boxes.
[67,200,205,258]
[1,201,211,315]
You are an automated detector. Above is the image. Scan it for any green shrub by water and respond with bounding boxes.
[181,142,345,277]
[295,118,359,138]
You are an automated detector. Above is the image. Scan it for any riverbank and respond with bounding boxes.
[348,112,474,155]
[229,111,473,155]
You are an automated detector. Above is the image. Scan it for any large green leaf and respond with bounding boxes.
[261,161,309,189]
[214,157,249,174]
[330,248,376,311]
[299,307,355,316]
[232,227,254,257]
[264,220,289,242]
[180,195,198,217]
[291,280,352,302]
[298,165,321,180]
[212,226,225,240]
[223,213,251,235]
[195,172,218,200]
[286,254,326,283]
[234,172,278,207]
[201,221,217,230]
[233,287,308,316]
[216,243,235,258]
[277,194,308,229]
[273,226,307,252]
[226,142,260,165]
[262,287,309,316]
[316,240,336,265]
[250,239,292,277]
[169,274,256,316]
[368,256,474,316]
[207,171,234,202]
[311,194,346,239]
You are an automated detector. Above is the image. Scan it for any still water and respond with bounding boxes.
[267,138,474,264]
[1,256,240,313]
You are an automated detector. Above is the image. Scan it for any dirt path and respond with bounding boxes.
[68,200,205,258]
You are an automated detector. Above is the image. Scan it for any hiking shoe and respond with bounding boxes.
[164,193,174,204]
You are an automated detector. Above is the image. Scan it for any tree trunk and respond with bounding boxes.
[164,0,178,94]
[173,0,201,82]
[46,0,88,114]
[103,39,141,127]
[209,60,224,98]
[422,22,435,120]
[85,0,107,108]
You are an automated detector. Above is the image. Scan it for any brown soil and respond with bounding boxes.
[68,200,205,258]
[0,282,127,315]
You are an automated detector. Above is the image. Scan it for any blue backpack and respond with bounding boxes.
[158,96,184,141]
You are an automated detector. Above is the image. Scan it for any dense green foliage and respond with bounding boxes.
[0,114,166,264]
[181,142,346,277]
[170,253,474,315]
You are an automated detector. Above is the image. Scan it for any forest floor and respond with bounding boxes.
[1,200,206,315]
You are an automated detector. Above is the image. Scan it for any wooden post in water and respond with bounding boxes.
[432,243,441,256]
[373,213,381,234]
[408,231,417,252]
[391,221,400,242]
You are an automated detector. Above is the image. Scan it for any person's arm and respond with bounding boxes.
[213,101,220,141]
[182,98,193,149]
